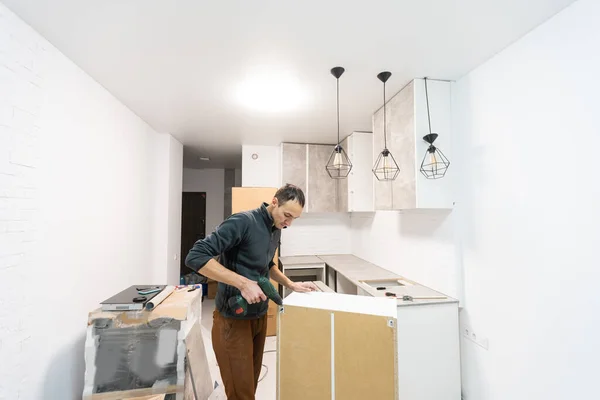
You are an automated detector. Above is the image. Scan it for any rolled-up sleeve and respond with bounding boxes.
[185,213,249,272]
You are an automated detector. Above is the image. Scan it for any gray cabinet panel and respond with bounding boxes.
[307,144,338,213]
[281,143,307,195]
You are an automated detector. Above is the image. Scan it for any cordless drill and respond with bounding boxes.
[228,276,283,316]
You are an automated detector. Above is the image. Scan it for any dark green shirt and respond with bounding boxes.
[185,202,281,319]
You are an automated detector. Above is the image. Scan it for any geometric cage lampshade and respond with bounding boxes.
[419,77,450,179]
[373,148,400,181]
[326,144,352,178]
[326,66,353,179]
[419,133,450,179]
[372,71,400,181]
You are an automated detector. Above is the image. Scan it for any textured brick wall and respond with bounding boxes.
[0,4,183,398]
[0,4,45,397]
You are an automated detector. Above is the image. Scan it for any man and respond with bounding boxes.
[185,183,317,400]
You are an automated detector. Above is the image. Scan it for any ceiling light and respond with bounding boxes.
[235,67,308,113]
[419,77,450,179]
[372,71,400,181]
[326,66,352,179]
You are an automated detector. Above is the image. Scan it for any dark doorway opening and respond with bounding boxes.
[180,192,206,278]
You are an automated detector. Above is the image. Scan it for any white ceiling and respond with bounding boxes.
[3,0,576,168]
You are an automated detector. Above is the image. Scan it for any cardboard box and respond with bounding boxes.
[206,280,217,299]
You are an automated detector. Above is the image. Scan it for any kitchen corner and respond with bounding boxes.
[279,253,459,307]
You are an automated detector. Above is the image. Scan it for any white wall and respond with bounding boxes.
[242,145,281,187]
[0,4,181,398]
[351,211,459,299]
[281,213,352,256]
[183,168,225,234]
[153,134,183,284]
[452,0,600,399]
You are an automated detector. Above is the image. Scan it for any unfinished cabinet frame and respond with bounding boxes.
[276,291,461,400]
[277,292,398,400]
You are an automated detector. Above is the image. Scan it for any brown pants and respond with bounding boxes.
[212,309,268,400]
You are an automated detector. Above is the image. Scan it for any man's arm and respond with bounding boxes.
[185,214,266,303]
[269,264,318,293]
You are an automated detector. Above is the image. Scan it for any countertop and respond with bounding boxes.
[278,255,324,265]
[280,253,458,306]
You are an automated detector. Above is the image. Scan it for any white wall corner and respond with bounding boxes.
[152,133,183,284]
[241,144,281,188]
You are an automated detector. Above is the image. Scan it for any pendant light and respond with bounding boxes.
[372,71,400,181]
[326,67,352,179]
[419,77,450,179]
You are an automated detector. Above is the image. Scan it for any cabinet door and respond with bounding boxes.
[281,143,307,195]
[337,136,349,212]
[307,144,338,212]
[348,132,374,212]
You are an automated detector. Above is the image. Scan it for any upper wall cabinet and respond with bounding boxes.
[373,79,453,210]
[281,143,338,213]
[337,131,374,212]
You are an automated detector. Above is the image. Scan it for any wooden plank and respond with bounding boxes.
[183,322,213,400]
[334,311,397,400]
[85,387,181,400]
[88,289,202,326]
[279,305,331,400]
[231,187,277,214]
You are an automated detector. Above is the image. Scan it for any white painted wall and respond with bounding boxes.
[0,4,181,398]
[351,211,459,300]
[242,144,281,187]
[452,1,600,399]
[281,213,352,256]
[182,168,225,234]
[153,134,183,284]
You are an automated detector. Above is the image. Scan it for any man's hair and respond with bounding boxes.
[275,183,305,207]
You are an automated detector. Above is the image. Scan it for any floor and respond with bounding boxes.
[200,298,277,400]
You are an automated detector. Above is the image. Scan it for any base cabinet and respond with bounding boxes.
[277,292,461,400]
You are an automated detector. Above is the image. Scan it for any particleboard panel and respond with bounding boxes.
[278,305,331,400]
[334,312,397,400]
[231,187,277,213]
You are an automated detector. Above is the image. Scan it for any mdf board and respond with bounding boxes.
[231,187,280,336]
[278,306,332,400]
[231,187,277,214]
[334,312,397,400]
[278,292,398,400]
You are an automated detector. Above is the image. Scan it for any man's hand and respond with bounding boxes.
[240,279,267,304]
[290,281,318,293]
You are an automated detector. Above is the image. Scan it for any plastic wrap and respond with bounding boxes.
[83,317,183,396]
[83,288,209,399]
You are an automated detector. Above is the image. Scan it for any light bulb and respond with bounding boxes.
[333,152,343,169]
[429,152,437,166]
[382,154,390,170]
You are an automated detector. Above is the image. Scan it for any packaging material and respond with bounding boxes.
[83,289,211,399]
[146,286,176,310]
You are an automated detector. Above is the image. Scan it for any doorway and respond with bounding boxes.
[180,192,206,277]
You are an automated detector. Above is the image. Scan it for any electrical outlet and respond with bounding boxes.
[462,326,489,350]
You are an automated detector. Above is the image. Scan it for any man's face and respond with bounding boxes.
[271,198,303,229]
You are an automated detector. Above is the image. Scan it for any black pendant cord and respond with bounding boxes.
[336,76,340,146]
[425,77,432,135]
[383,80,387,149]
